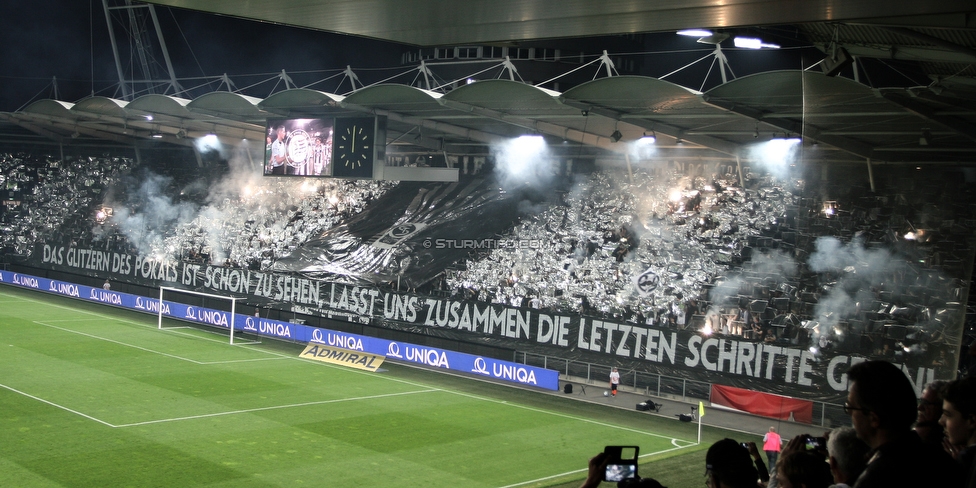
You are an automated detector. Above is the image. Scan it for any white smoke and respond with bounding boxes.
[491,135,557,190]
[110,171,198,258]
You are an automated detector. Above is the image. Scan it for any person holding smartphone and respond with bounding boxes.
[579,448,666,488]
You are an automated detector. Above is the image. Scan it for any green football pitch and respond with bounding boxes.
[1,285,734,488]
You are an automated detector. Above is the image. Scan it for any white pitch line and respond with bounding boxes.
[0,382,117,428]
[113,388,439,427]
[3,289,272,349]
[9,287,699,472]
[31,320,285,365]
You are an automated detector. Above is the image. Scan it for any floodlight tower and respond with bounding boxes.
[102,0,183,100]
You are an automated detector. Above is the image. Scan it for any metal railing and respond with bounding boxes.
[516,351,848,428]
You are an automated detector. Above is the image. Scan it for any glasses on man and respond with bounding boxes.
[844,402,870,415]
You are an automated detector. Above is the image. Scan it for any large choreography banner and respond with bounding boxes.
[30,241,947,402]
[0,270,558,391]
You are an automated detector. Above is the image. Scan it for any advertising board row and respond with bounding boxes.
[0,270,559,391]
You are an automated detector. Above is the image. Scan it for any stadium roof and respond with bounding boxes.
[4,70,975,166]
[2,0,975,168]
[141,0,974,48]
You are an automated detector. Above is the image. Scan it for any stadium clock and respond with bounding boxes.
[333,117,375,178]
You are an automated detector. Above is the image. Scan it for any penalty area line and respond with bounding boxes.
[114,388,440,428]
[0,383,116,428]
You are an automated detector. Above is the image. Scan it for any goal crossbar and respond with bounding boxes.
[158,286,241,344]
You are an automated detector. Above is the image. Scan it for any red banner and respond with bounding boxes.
[710,384,813,423]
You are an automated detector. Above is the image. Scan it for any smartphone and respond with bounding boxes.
[603,445,639,482]
[805,437,826,450]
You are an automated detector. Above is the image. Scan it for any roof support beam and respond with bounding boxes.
[557,97,741,156]
[701,95,879,160]
[880,92,976,143]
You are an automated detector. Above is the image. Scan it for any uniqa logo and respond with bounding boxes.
[327,334,363,350]
[311,329,325,343]
[89,289,122,305]
[243,317,257,331]
[491,364,538,385]
[259,321,291,337]
[404,347,449,368]
[472,357,490,375]
[387,342,403,358]
[48,281,80,297]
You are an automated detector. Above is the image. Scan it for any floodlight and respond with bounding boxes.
[677,29,713,37]
[734,37,779,49]
[640,131,656,143]
[610,130,623,143]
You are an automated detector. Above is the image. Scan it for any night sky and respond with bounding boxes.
[0,1,920,113]
[0,0,409,112]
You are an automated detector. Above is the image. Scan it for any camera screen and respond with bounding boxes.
[605,463,637,482]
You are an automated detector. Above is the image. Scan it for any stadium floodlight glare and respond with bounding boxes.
[677,29,713,37]
[734,37,780,49]
[640,131,656,144]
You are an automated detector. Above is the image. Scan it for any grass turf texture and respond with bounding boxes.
[1,285,751,488]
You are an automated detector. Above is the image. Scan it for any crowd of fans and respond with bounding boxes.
[580,361,976,488]
[448,162,967,370]
[0,153,132,256]
[110,176,397,271]
[1,150,970,372]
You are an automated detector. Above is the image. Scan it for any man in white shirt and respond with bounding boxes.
[609,367,620,397]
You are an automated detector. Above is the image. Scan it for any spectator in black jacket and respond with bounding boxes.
[845,360,961,487]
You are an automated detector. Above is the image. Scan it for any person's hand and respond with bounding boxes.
[944,437,962,460]
[580,452,609,488]
[781,434,807,457]
[744,441,762,460]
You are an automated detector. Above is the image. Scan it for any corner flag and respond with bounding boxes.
[697,401,705,444]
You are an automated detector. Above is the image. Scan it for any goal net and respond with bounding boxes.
[157,286,260,345]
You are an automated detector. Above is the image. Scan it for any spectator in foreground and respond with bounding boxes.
[776,450,833,488]
[939,377,976,486]
[845,360,961,487]
[916,380,948,448]
[706,438,762,488]
[825,426,869,488]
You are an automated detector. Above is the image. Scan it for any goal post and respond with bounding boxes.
[158,286,254,345]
